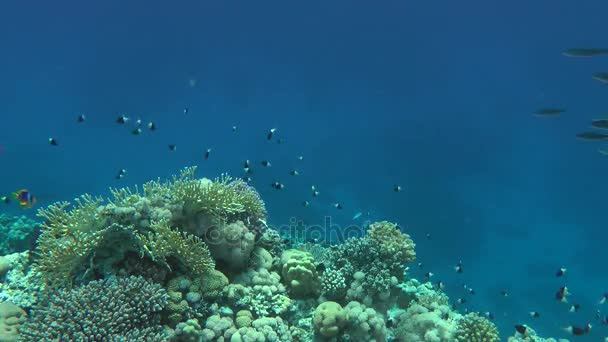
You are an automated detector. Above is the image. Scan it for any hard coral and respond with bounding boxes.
[280,249,319,298]
[141,220,215,277]
[367,221,416,264]
[19,276,168,341]
[313,301,346,338]
[454,312,500,342]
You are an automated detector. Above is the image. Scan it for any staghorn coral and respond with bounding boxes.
[34,195,108,286]
[141,220,215,277]
[19,276,168,341]
[170,168,266,227]
[454,312,500,342]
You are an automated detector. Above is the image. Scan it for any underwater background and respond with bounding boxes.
[1,0,607,340]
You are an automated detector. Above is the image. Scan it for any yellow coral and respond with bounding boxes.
[141,220,215,277]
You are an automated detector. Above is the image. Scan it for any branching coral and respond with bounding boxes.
[367,221,416,264]
[19,276,168,341]
[170,168,266,226]
[141,220,215,277]
[454,313,500,342]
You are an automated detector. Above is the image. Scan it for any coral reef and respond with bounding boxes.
[0,168,514,341]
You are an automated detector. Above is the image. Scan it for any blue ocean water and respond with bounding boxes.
[0,0,606,339]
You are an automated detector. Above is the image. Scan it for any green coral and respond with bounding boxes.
[454,313,500,342]
[313,301,346,338]
[280,249,319,298]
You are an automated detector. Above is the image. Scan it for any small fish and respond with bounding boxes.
[243,176,252,182]
[244,167,253,174]
[564,324,591,336]
[48,138,58,146]
[417,262,423,268]
[394,185,402,192]
[12,189,36,209]
[267,128,277,140]
[556,286,570,303]
[454,261,463,273]
[147,122,156,131]
[290,169,299,176]
[529,311,540,318]
[556,267,567,277]
[271,181,284,190]
[562,48,608,57]
[168,144,176,151]
[188,79,197,87]
[232,125,237,132]
[600,293,608,304]
[333,203,343,210]
[1,196,9,204]
[569,304,580,313]
[534,107,566,116]
[424,272,434,279]
[425,233,431,239]
[116,114,129,124]
[468,287,475,295]
[484,312,494,320]
[116,169,127,180]
[183,107,189,115]
[77,114,86,123]
[132,128,142,135]
[311,185,320,197]
[135,118,142,126]
[593,72,608,84]
[204,148,212,160]
[455,298,466,305]
[437,281,445,290]
[297,155,303,161]
[515,324,528,336]
[591,119,608,129]
[500,289,509,297]
[576,131,608,140]
[302,200,310,207]
[352,212,363,220]
[261,160,271,167]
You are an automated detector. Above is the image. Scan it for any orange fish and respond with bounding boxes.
[12,189,36,209]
